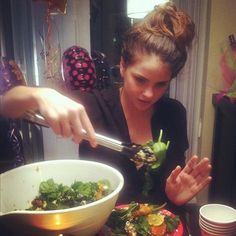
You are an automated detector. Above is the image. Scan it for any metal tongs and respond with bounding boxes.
[23,111,136,156]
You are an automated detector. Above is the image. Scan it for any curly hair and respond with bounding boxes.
[121,2,195,78]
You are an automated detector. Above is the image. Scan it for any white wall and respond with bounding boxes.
[198,0,236,204]
[35,0,90,160]
[42,127,78,160]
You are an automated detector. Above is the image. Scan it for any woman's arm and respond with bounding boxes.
[0,86,96,146]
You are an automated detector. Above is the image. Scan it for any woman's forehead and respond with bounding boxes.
[132,54,169,70]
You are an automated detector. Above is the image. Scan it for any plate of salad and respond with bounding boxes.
[99,202,183,236]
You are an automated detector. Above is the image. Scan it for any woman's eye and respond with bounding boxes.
[155,82,169,88]
[135,77,146,84]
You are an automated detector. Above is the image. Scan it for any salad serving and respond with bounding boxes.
[130,130,170,196]
[26,178,112,210]
[106,202,181,236]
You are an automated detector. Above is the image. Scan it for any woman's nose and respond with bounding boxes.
[142,87,154,98]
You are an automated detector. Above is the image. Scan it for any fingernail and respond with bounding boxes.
[91,142,97,148]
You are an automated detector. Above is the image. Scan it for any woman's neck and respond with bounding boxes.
[120,87,153,144]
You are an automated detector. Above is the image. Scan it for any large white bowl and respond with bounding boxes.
[0,159,124,236]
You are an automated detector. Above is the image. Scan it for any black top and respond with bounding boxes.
[75,87,189,212]
[0,116,16,172]
[0,116,24,173]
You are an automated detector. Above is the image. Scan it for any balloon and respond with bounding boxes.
[0,57,26,95]
[62,46,96,92]
[91,50,112,90]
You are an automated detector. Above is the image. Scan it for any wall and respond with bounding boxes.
[39,0,90,160]
[198,0,236,203]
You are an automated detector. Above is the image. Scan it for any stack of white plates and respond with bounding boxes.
[199,204,236,236]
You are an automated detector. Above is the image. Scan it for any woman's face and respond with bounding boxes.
[120,53,172,111]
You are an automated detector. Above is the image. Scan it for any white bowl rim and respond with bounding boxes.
[1,159,124,216]
[199,215,236,229]
[199,221,236,235]
[199,204,236,224]
[199,220,236,233]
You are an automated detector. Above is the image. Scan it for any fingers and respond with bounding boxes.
[180,156,212,194]
[191,158,211,178]
[195,175,212,189]
[183,155,199,174]
[41,109,62,136]
[69,110,84,143]
[40,97,96,147]
[194,159,212,187]
[46,114,72,138]
[167,165,182,184]
[59,104,96,147]
[184,156,211,177]
[79,107,97,147]
[60,115,73,138]
[186,175,212,196]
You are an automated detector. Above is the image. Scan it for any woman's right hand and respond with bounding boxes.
[2,86,97,147]
[34,87,97,147]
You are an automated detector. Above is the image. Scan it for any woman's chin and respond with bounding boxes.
[135,102,153,111]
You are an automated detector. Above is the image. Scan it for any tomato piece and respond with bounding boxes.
[151,224,167,236]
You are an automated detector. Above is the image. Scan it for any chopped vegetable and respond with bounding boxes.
[131,129,170,196]
[131,129,170,169]
[106,202,180,236]
[147,213,164,226]
[27,178,112,210]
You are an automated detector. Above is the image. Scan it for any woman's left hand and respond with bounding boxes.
[165,155,212,206]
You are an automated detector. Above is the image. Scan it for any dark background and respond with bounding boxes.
[90,0,131,66]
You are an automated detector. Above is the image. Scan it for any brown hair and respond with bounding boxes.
[121,2,195,78]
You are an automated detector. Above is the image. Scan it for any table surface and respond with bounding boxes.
[0,204,201,236]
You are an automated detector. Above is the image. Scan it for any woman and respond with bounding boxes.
[77,2,211,211]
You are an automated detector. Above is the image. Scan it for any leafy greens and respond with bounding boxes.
[131,129,170,196]
[27,178,112,210]
[106,202,180,236]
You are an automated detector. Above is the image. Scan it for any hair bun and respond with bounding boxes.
[143,2,195,48]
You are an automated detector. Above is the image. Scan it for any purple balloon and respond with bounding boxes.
[0,57,25,94]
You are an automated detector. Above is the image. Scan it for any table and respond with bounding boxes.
[99,203,202,236]
[184,203,201,236]
[0,203,201,236]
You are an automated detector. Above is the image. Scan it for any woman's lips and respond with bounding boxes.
[137,98,152,104]
[136,99,153,109]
